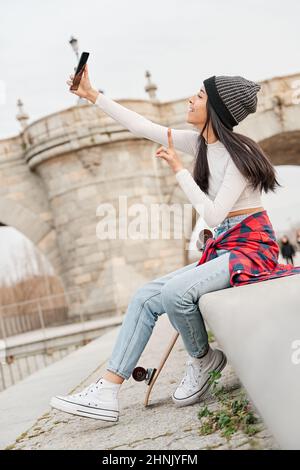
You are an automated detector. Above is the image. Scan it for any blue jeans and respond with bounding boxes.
[107,213,251,380]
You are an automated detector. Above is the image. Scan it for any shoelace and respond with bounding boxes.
[180,358,203,392]
[70,379,118,399]
[70,382,98,398]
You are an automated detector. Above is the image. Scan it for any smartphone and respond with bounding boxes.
[70,52,89,91]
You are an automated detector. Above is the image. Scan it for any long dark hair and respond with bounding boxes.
[193,99,282,195]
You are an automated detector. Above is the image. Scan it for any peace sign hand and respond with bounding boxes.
[155,128,184,174]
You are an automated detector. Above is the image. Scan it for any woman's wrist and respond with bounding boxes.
[86,89,100,104]
[173,165,185,174]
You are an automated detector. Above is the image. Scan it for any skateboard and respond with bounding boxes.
[132,229,214,407]
[132,331,179,406]
[196,228,214,251]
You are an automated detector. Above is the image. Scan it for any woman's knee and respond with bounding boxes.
[133,281,154,300]
[161,278,181,312]
[161,276,201,316]
[129,281,159,310]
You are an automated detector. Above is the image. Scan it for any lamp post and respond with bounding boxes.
[69,36,87,105]
[16,99,29,130]
[69,36,79,61]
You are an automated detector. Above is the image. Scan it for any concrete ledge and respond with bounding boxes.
[199,274,300,450]
[2,316,122,356]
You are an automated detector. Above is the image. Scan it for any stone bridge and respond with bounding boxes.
[0,72,299,318]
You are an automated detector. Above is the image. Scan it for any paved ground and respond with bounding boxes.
[0,325,121,449]
[6,314,279,450]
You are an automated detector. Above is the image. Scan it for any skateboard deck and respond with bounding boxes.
[132,331,179,407]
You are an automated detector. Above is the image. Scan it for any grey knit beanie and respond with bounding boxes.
[203,75,261,129]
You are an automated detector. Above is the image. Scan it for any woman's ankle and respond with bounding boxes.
[102,370,125,385]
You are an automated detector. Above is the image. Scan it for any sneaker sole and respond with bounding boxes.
[50,396,119,422]
[172,351,227,407]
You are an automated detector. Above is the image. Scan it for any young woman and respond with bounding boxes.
[50,66,282,422]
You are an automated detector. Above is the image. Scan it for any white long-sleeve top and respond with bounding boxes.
[94,92,262,227]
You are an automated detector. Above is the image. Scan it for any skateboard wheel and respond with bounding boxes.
[197,229,213,249]
[146,368,157,385]
[132,366,147,381]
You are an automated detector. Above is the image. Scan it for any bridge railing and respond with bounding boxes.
[0,287,100,340]
[0,288,120,392]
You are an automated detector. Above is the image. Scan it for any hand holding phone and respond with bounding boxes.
[70,52,89,91]
[67,53,99,102]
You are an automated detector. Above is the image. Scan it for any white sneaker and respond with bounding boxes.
[50,377,120,422]
[172,346,227,407]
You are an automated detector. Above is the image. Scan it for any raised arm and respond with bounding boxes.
[175,157,248,227]
[92,92,199,157]
[67,64,199,156]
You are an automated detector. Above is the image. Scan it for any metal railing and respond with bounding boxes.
[0,288,117,392]
[0,287,97,340]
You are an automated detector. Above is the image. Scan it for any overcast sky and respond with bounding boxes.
[0,0,299,139]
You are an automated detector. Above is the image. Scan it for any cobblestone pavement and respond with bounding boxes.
[9,315,279,450]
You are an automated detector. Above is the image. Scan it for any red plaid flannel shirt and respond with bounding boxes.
[197,210,300,287]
